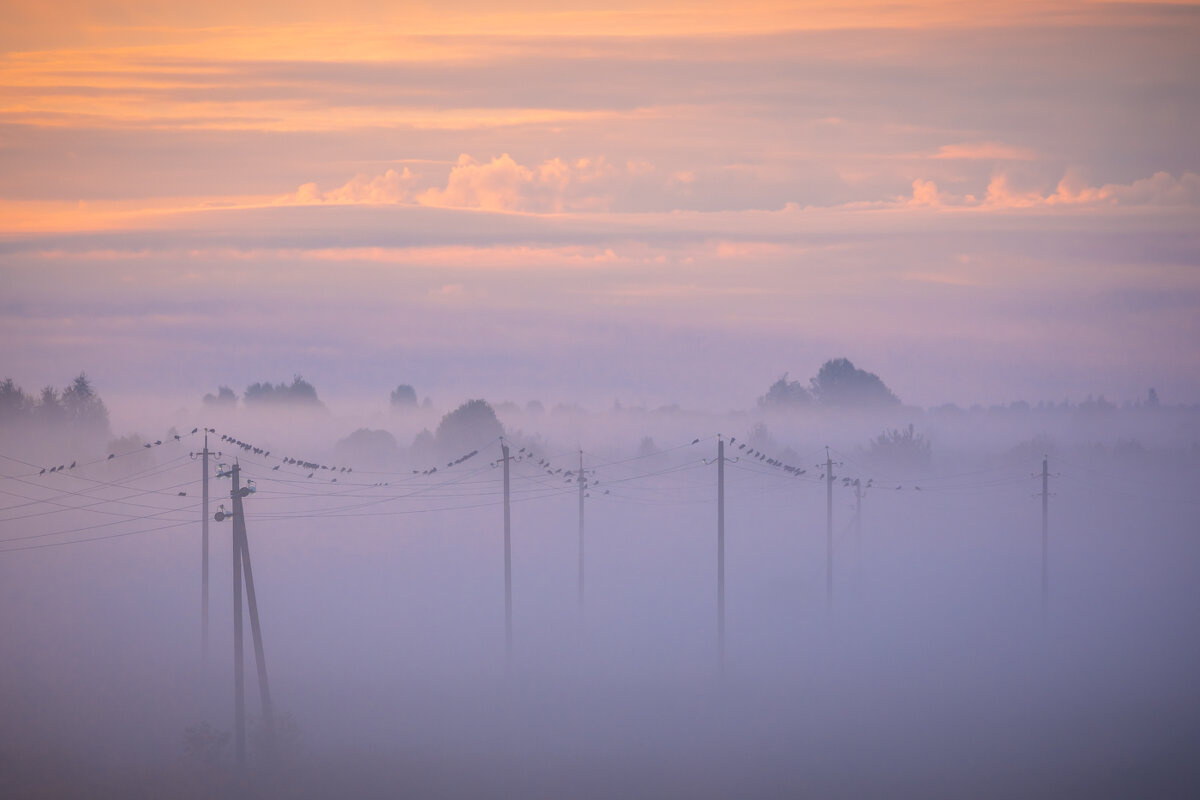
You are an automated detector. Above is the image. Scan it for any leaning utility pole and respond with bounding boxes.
[231,466,245,769]
[826,447,834,612]
[577,450,586,613]
[501,441,513,665]
[235,476,275,761]
[201,433,210,663]
[220,463,274,769]
[717,436,726,667]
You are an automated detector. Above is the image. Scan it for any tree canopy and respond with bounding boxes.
[0,372,111,450]
[868,423,931,469]
[757,374,811,408]
[203,386,237,408]
[810,358,899,407]
[390,384,418,408]
[435,399,503,454]
[243,375,323,408]
[334,428,399,467]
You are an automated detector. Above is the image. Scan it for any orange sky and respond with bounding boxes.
[1,0,1197,407]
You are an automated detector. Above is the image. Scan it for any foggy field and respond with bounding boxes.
[2,403,1198,799]
[5,1,1199,796]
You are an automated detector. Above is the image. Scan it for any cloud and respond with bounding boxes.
[285,154,656,214]
[1048,169,1200,207]
[909,178,943,207]
[418,153,627,213]
[287,167,421,205]
[983,172,1046,208]
[907,169,1200,210]
[931,142,1037,161]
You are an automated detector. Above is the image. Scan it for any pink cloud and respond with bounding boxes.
[1049,169,1200,207]
[907,168,1200,210]
[285,167,421,204]
[286,154,648,213]
[909,178,942,207]
[932,142,1037,161]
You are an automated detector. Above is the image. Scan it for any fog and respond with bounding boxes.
[2,387,1199,798]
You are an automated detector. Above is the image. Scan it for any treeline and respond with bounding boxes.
[202,378,428,413]
[0,373,112,454]
[203,375,324,410]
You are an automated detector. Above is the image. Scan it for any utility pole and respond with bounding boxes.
[201,433,210,663]
[231,465,245,770]
[826,447,834,612]
[221,463,274,769]
[501,441,513,665]
[578,450,585,613]
[854,479,863,542]
[1041,455,1049,615]
[717,436,725,668]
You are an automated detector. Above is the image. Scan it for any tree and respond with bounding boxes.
[868,423,931,469]
[435,399,503,454]
[746,421,778,451]
[334,428,398,467]
[35,385,65,426]
[636,436,658,457]
[390,384,417,408]
[61,372,110,440]
[203,386,237,408]
[0,378,32,423]
[243,375,323,408]
[810,358,899,407]
[757,373,811,409]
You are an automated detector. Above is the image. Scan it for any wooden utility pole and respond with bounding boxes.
[717,436,725,667]
[231,465,245,770]
[234,482,274,759]
[201,434,210,663]
[1041,456,1049,615]
[826,447,834,612]
[577,450,585,613]
[854,479,863,542]
[227,463,274,768]
[501,442,513,664]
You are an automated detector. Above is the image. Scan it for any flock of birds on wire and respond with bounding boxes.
[4,415,1129,556]
[11,422,1005,508]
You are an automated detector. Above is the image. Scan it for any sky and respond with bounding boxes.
[1,0,1198,414]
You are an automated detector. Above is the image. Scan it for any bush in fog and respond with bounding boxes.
[435,399,504,454]
[745,421,778,452]
[1008,433,1056,462]
[250,712,304,764]
[868,423,931,470]
[182,722,230,769]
